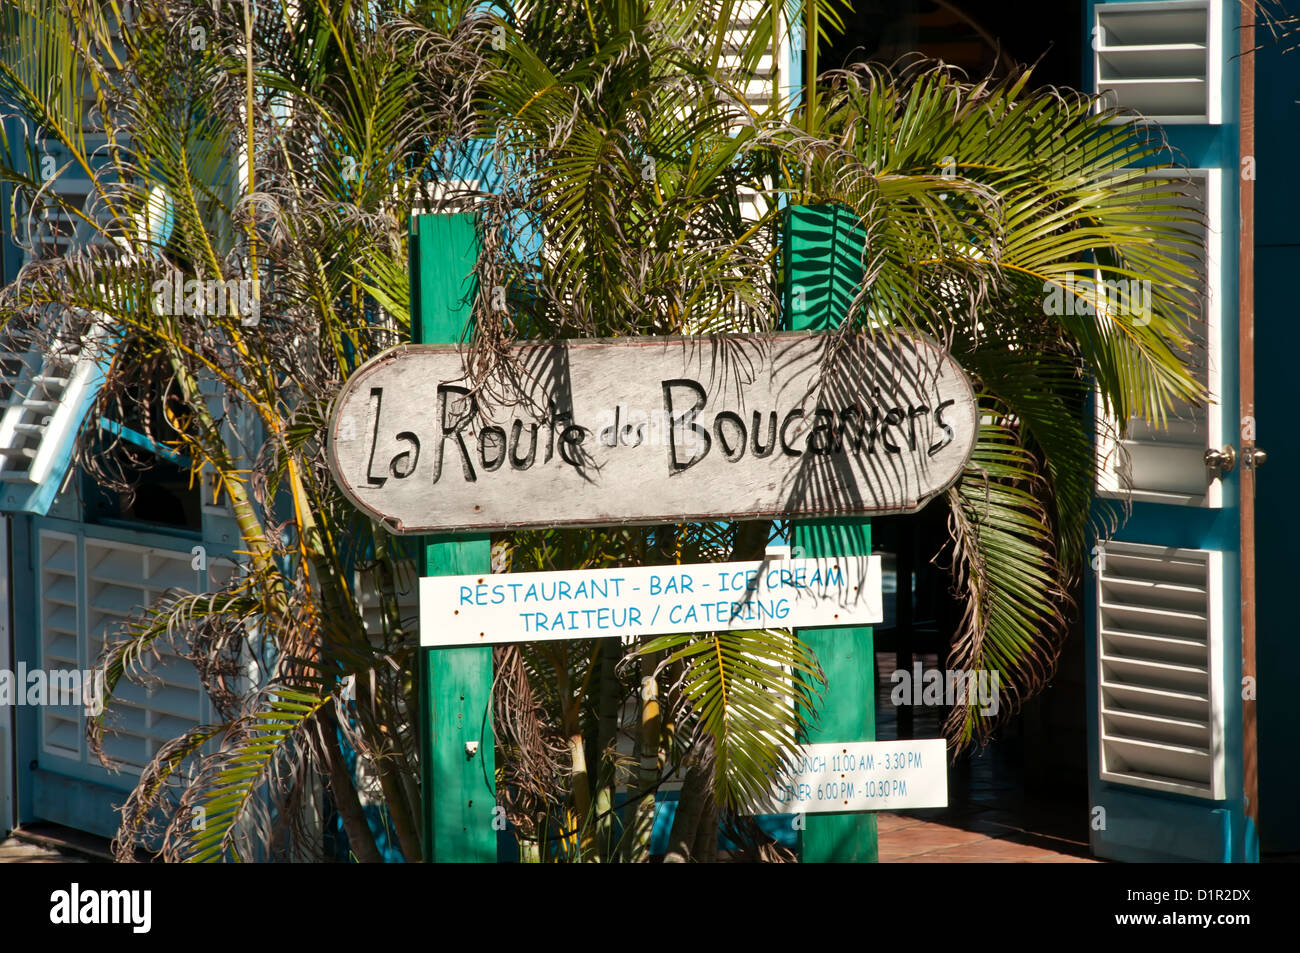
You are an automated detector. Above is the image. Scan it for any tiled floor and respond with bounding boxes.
[877,811,1097,862]
[0,824,107,863]
[0,835,90,863]
[874,651,1099,863]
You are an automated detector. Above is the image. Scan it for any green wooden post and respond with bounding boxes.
[412,213,496,862]
[784,204,879,862]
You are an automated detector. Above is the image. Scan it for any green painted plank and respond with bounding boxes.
[412,213,495,863]
[783,203,866,332]
[792,520,877,862]
[785,204,878,863]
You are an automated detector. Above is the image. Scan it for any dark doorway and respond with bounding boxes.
[820,0,1092,858]
[822,0,1082,87]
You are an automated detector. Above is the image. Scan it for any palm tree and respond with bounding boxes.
[465,8,1205,859]
[0,0,497,861]
[0,0,1204,863]
[778,63,1206,746]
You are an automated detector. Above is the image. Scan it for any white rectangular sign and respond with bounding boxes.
[750,739,948,814]
[419,555,881,646]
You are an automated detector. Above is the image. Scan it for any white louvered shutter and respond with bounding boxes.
[1096,541,1225,798]
[36,531,82,759]
[721,0,789,222]
[38,531,233,775]
[721,1,781,115]
[1094,0,1221,125]
[1,128,119,505]
[0,311,112,490]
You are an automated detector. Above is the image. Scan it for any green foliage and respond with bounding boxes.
[640,628,824,809]
[785,64,1204,744]
[0,0,1208,860]
[175,687,332,863]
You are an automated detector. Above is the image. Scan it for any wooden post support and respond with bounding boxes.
[785,204,879,862]
[1238,0,1259,848]
[412,213,495,862]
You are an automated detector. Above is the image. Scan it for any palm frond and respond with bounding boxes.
[171,685,332,863]
[943,412,1073,747]
[640,627,825,810]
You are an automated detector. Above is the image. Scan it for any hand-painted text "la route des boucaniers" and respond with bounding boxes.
[326,333,977,533]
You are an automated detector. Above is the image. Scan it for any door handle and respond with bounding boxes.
[1244,446,1267,470]
[1204,445,1236,474]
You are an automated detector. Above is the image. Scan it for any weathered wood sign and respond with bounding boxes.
[749,739,948,815]
[327,332,976,534]
[419,555,882,647]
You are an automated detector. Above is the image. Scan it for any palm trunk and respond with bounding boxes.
[623,652,661,862]
[591,637,622,860]
[663,739,714,863]
[555,655,595,859]
[353,675,423,862]
[566,725,593,858]
[691,773,719,863]
[320,710,384,863]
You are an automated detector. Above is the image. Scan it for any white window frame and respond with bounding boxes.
[1095,167,1223,508]
[1094,0,1222,126]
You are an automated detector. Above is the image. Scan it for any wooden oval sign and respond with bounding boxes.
[326,332,977,534]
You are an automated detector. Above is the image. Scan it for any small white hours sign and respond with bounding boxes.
[751,739,948,814]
